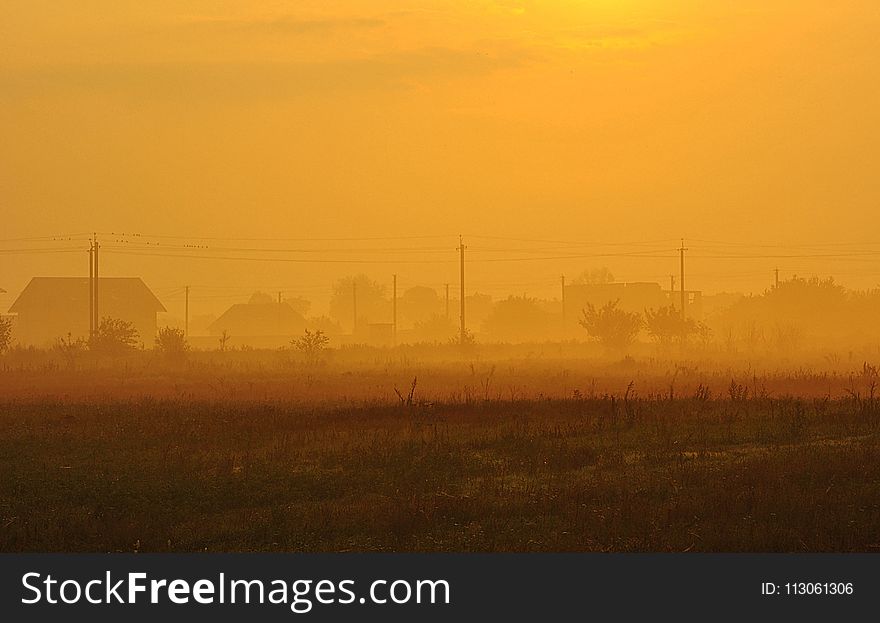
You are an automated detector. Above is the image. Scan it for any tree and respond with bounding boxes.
[291,329,330,364]
[91,317,139,353]
[644,306,712,347]
[579,300,642,350]
[329,275,390,332]
[399,286,442,325]
[412,313,455,343]
[244,291,310,315]
[717,275,850,350]
[448,327,476,347]
[572,267,615,286]
[248,291,275,305]
[0,317,12,354]
[644,306,691,344]
[482,295,550,342]
[155,326,189,359]
[54,332,88,368]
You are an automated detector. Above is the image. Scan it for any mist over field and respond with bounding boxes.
[2,1,880,553]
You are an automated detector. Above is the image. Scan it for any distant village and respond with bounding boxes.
[2,271,879,351]
[0,272,729,348]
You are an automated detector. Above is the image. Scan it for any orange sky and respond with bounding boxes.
[2,1,879,317]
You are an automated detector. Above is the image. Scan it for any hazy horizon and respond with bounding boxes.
[3,1,880,318]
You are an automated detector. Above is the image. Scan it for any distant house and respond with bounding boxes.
[208,297,307,340]
[8,277,166,347]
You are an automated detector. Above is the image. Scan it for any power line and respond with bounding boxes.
[101,249,457,264]
[103,241,455,253]
[464,234,680,246]
[99,232,455,242]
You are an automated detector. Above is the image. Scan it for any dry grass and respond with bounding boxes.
[1,351,879,552]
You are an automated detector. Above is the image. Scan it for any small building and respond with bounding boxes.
[207,300,308,342]
[8,277,166,347]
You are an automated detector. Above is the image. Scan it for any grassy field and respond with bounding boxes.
[1,352,879,552]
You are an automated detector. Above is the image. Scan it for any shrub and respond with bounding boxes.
[579,300,642,351]
[155,326,189,359]
[644,305,710,346]
[291,329,330,364]
[91,317,139,353]
[53,332,88,368]
[0,317,12,354]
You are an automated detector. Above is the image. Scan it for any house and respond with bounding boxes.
[8,277,166,347]
[208,297,308,342]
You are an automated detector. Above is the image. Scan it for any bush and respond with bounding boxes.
[155,326,189,359]
[579,300,642,351]
[291,329,330,364]
[53,333,88,368]
[91,317,139,353]
[0,317,12,354]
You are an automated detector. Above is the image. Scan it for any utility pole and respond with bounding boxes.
[679,238,687,320]
[459,235,466,345]
[775,267,780,289]
[392,274,397,345]
[352,281,358,338]
[669,274,675,308]
[276,291,283,336]
[445,283,450,320]
[93,234,99,331]
[560,274,566,337]
[89,239,95,337]
[185,286,190,338]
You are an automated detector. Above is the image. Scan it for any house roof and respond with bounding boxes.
[208,301,307,335]
[9,277,166,313]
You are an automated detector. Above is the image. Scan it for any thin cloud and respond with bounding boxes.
[178,15,386,35]
[0,47,531,101]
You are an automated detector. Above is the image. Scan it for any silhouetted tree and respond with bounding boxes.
[715,276,853,351]
[91,317,139,353]
[412,313,455,343]
[399,286,442,325]
[248,291,275,305]
[572,267,615,286]
[644,306,697,344]
[482,295,550,342]
[579,300,642,350]
[448,327,476,347]
[0,317,12,354]
[155,326,189,359]
[291,329,330,364]
[329,275,389,331]
[53,332,88,368]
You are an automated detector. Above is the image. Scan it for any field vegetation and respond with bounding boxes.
[1,345,879,552]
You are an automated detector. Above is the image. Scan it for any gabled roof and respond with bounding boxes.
[208,301,306,335]
[9,277,166,313]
